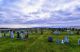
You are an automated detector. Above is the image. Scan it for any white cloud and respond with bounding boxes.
[0,0,80,27]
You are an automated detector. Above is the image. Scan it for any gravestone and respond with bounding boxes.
[67,30,73,35]
[68,31,74,35]
[17,32,20,39]
[76,31,80,35]
[4,32,6,37]
[53,31,60,35]
[63,35,69,44]
[20,31,25,40]
[61,40,64,44]
[70,31,74,35]
[78,39,80,45]
[56,39,61,44]
[48,36,53,42]
[10,30,14,39]
[25,33,28,40]
[0,31,2,38]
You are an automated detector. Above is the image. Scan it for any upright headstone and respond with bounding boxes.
[78,39,80,45]
[48,36,53,42]
[56,39,61,44]
[64,35,69,44]
[67,30,70,32]
[71,31,74,35]
[4,32,6,37]
[10,30,14,39]
[69,31,73,35]
[53,31,60,35]
[0,31,2,38]
[25,32,28,40]
[17,32,20,39]
[61,40,64,44]
[76,31,80,35]
[67,30,73,35]
[20,31,25,40]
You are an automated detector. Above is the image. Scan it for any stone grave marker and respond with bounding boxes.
[56,39,61,44]
[48,36,53,42]
[10,30,14,39]
[78,39,80,45]
[61,40,64,44]
[63,35,69,44]
[17,32,20,39]
[53,31,60,35]
[0,31,2,38]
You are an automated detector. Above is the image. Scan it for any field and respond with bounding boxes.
[0,30,80,52]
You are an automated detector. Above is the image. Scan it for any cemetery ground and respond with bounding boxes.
[0,30,80,52]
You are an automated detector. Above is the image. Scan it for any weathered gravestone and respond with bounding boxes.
[10,30,14,39]
[53,31,60,35]
[20,31,25,40]
[78,39,80,45]
[67,30,74,35]
[48,36,53,42]
[25,32,28,40]
[63,35,69,44]
[69,31,74,35]
[61,40,64,44]
[56,39,61,44]
[17,32,20,39]
[0,31,2,38]
[76,31,80,35]
[4,32,6,38]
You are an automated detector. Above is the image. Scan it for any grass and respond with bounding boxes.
[0,30,80,52]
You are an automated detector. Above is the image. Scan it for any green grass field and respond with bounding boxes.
[0,30,80,52]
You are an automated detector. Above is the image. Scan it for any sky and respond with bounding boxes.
[0,0,80,28]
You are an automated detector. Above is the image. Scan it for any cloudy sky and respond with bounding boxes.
[0,0,80,28]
